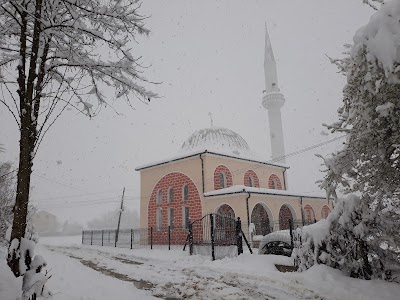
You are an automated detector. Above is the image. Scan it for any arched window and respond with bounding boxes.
[168,187,174,203]
[156,208,162,230]
[156,189,162,204]
[244,170,260,187]
[214,165,232,190]
[303,205,315,224]
[219,172,226,189]
[182,185,189,201]
[321,205,331,219]
[268,174,282,190]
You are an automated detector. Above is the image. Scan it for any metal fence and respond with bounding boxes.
[188,214,253,260]
[82,227,189,250]
[81,217,312,258]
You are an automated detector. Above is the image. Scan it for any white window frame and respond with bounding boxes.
[182,206,190,229]
[168,207,174,229]
[168,187,174,203]
[248,176,254,187]
[182,184,189,201]
[219,172,226,189]
[156,189,162,204]
[271,179,276,189]
[156,208,162,230]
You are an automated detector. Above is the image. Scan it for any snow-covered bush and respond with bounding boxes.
[296,0,400,282]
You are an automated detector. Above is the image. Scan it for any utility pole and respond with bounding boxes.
[115,187,125,244]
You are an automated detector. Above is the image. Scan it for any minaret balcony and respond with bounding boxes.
[262,91,285,110]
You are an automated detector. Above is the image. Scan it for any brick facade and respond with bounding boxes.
[216,204,235,218]
[244,170,260,187]
[279,204,293,230]
[148,172,202,244]
[213,165,233,190]
[268,174,282,190]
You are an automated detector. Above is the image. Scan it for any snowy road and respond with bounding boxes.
[42,244,320,300]
[30,236,399,300]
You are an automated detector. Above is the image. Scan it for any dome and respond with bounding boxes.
[181,127,250,156]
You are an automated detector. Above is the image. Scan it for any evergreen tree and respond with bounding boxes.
[296,0,400,281]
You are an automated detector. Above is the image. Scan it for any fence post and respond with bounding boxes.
[108,231,110,244]
[101,230,104,246]
[236,217,243,255]
[289,219,294,248]
[168,226,171,250]
[90,230,93,245]
[131,229,133,250]
[188,222,193,255]
[82,230,84,244]
[210,214,215,261]
[115,229,117,247]
[150,227,153,250]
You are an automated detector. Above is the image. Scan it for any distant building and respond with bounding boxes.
[136,27,332,244]
[32,211,59,234]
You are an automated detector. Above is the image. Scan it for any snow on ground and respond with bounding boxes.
[2,235,399,300]
[0,248,23,300]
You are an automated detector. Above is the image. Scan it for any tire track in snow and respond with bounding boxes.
[46,245,324,300]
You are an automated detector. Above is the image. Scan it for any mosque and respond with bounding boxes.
[136,28,332,244]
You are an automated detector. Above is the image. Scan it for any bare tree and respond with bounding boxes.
[0,0,156,277]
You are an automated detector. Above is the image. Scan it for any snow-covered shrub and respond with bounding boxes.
[295,195,400,281]
[21,253,51,299]
[296,0,400,281]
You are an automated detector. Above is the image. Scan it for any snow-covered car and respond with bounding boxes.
[258,230,293,256]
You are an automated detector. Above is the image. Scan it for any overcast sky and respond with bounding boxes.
[0,0,373,226]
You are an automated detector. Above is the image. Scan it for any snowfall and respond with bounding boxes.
[1,236,399,300]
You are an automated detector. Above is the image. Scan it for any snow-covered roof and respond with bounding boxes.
[203,185,326,199]
[181,127,251,157]
[135,150,288,171]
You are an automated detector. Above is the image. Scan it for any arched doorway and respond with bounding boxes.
[279,204,293,230]
[215,204,235,244]
[251,203,271,236]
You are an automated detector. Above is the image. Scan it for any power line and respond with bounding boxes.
[32,173,88,193]
[38,134,347,208]
[7,134,348,209]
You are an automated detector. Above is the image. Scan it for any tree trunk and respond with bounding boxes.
[7,121,34,277]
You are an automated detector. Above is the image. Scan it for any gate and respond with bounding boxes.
[188,214,252,260]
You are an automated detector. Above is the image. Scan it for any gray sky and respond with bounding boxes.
[0,0,373,226]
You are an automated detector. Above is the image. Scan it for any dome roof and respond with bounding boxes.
[181,127,250,156]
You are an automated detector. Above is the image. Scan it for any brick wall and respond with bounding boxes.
[148,172,202,244]
[244,170,260,187]
[216,204,235,218]
[213,165,233,190]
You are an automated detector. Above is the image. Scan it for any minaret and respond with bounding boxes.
[262,25,286,163]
